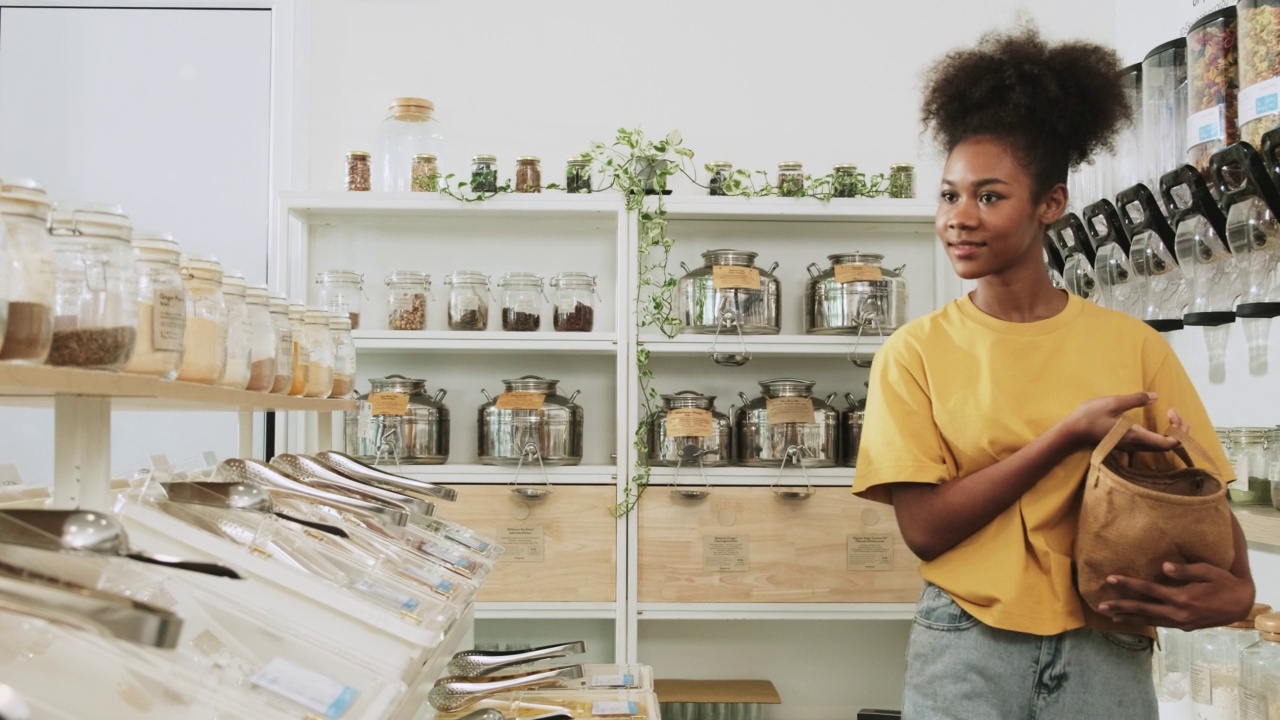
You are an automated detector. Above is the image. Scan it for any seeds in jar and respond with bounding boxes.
[347,311,360,330]
[389,293,426,330]
[502,308,540,331]
[247,358,274,392]
[450,308,487,331]
[124,296,185,378]
[176,316,227,384]
[0,301,53,361]
[330,373,354,397]
[47,326,136,367]
[305,361,334,397]
[346,152,371,192]
[554,302,594,332]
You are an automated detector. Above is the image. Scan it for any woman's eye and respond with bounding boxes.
[940,191,957,202]
[980,193,999,203]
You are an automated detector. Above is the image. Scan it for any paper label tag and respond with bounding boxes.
[1187,105,1226,149]
[417,537,476,571]
[251,657,359,719]
[665,408,714,438]
[495,392,545,410]
[389,294,417,313]
[277,327,293,366]
[1232,456,1249,491]
[369,392,410,416]
[354,579,420,612]
[703,534,749,572]
[152,290,186,351]
[1241,687,1269,720]
[847,534,894,571]
[711,265,761,290]
[0,464,21,486]
[401,564,456,596]
[1241,77,1280,126]
[834,264,885,283]
[1191,663,1212,705]
[498,524,544,562]
[766,396,816,425]
[589,674,635,688]
[592,701,640,716]
[442,526,492,554]
[455,295,479,312]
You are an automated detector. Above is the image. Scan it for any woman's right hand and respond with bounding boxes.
[1060,392,1180,453]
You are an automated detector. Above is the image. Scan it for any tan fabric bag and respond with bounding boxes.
[1075,418,1235,613]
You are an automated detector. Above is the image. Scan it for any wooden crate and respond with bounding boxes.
[638,487,921,603]
[437,484,617,602]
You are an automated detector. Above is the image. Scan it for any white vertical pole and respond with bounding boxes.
[52,395,112,510]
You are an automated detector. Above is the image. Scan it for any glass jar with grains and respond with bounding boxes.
[267,293,293,394]
[122,232,186,379]
[0,178,55,364]
[444,270,490,331]
[497,272,544,331]
[1228,427,1272,506]
[314,269,363,329]
[515,156,542,193]
[245,283,276,392]
[550,272,597,332]
[345,151,371,192]
[175,256,227,384]
[303,308,335,398]
[329,313,356,397]
[46,203,138,370]
[1191,604,1273,720]
[889,163,917,199]
[386,270,429,331]
[217,274,251,390]
[287,302,310,396]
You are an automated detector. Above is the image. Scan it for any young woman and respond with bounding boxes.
[853,27,1256,718]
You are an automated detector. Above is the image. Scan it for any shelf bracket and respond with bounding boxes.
[52,395,112,511]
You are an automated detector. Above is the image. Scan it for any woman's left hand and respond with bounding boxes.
[1097,562,1255,631]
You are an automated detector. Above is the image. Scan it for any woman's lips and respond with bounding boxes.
[948,241,985,259]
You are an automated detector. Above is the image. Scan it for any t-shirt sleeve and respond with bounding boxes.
[853,334,954,505]
[1133,345,1235,482]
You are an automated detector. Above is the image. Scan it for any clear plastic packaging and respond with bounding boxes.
[122,232,185,379]
[303,307,335,398]
[218,273,251,390]
[175,256,227,384]
[0,178,53,363]
[245,283,276,392]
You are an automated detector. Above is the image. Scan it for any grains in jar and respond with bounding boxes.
[515,156,542,193]
[386,270,429,331]
[889,163,916,199]
[1186,8,1239,175]
[346,151,371,192]
[411,154,439,192]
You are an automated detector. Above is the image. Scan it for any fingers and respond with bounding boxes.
[1167,408,1189,434]
[1122,426,1180,451]
[1104,574,1180,604]
[1112,392,1158,413]
[1163,562,1231,583]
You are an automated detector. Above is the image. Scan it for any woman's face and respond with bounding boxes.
[935,136,1065,281]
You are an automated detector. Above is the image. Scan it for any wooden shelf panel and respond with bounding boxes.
[353,331,618,355]
[1236,507,1280,547]
[635,603,916,621]
[645,466,854,488]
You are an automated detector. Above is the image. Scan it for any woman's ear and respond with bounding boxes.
[1039,183,1068,226]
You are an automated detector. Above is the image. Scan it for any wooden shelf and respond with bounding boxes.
[640,333,885,359]
[646,466,854,488]
[353,331,618,355]
[660,196,937,223]
[280,191,622,220]
[635,603,916,621]
[1236,506,1280,547]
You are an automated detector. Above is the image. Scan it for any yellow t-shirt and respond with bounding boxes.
[853,292,1233,636]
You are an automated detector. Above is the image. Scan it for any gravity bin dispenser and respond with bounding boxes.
[1083,199,1138,316]
[1048,213,1097,301]
[1116,182,1186,332]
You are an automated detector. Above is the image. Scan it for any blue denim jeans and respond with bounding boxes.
[903,583,1158,720]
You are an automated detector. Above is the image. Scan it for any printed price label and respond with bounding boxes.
[152,290,186,351]
[251,657,359,719]
[592,701,640,716]
[1190,663,1212,705]
[495,392,545,410]
[1187,105,1226,149]
[590,674,636,688]
[1241,687,1270,720]
[711,265,761,290]
[847,534,894,571]
[368,392,410,416]
[498,524,544,562]
[834,264,884,283]
[703,534,750,572]
[665,408,714,438]
[277,328,293,366]
[1240,77,1280,126]
[766,396,816,425]
[1232,456,1249,492]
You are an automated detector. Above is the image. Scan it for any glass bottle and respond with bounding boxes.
[471,155,498,193]
[329,313,356,398]
[566,157,592,194]
[1240,613,1280,720]
[313,269,363,329]
[550,272,597,332]
[777,161,805,197]
[833,164,859,198]
[375,97,445,192]
[411,154,439,193]
[889,163,917,199]
[46,203,138,370]
[1229,427,1272,506]
[444,270,490,331]
[1155,627,1195,716]
[267,293,293,394]
[303,308,335,398]
[176,256,228,385]
[1192,604,1272,720]
[708,161,732,197]
[345,151,371,192]
[0,178,53,364]
[123,232,186,379]
[287,302,310,396]
[515,156,541,193]
[385,270,429,331]
[497,272,544,331]
[244,283,275,392]
[217,273,251,391]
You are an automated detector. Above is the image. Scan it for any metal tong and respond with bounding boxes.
[217,458,411,529]
[314,451,458,502]
[428,665,585,712]
[159,481,350,538]
[270,454,437,521]
[448,640,587,677]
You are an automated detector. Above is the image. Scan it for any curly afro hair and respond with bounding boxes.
[921,25,1131,197]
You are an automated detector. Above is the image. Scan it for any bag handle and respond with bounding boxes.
[1090,418,1224,477]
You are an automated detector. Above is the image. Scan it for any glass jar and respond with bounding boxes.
[497,272,544,331]
[471,154,498,194]
[345,151,371,192]
[411,153,439,193]
[244,283,275,392]
[889,163,917,199]
[566,157,592,194]
[303,308,335,398]
[287,302,310,396]
[217,273,251,391]
[1229,427,1272,506]
[1187,8,1240,177]
[1241,613,1280,719]
[375,97,445,192]
[386,270,429,331]
[175,256,227,384]
[1192,604,1272,720]
[832,164,859,198]
[313,269,363,329]
[1144,38,1189,201]
[550,271,597,332]
[329,313,356,398]
[777,161,805,197]
[267,293,293,394]
[0,178,54,364]
[1239,0,1280,148]
[46,202,138,370]
[122,232,185,379]
[444,270,490,331]
[1155,627,1195,715]
[708,161,732,197]
[515,156,541,193]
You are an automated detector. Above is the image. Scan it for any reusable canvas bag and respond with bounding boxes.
[1075,418,1234,613]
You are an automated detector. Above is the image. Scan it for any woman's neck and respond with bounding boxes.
[969,261,1067,323]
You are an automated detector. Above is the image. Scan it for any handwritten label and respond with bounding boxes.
[834,264,884,283]
[251,657,359,719]
[711,265,761,290]
[847,534,894,571]
[766,396,816,425]
[1241,687,1269,720]
[152,290,186,351]
[495,392,545,410]
[368,392,410,416]
[665,408,714,438]
[498,524,545,562]
[703,534,749,572]
[1190,663,1212,705]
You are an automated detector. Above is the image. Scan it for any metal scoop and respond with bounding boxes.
[429,666,585,712]
[448,640,587,677]
[313,451,458,502]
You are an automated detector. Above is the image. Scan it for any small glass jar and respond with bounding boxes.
[345,151,371,192]
[0,179,54,364]
[375,97,445,192]
[46,203,138,370]
[267,293,293,394]
[889,163,917,199]
[1192,604,1272,720]
[217,274,251,391]
[411,153,438,193]
[1155,627,1195,711]
[515,156,541,193]
[708,161,732,197]
[176,256,228,385]
[471,154,498,194]
[303,308,335,398]
[122,232,186,379]
[1241,613,1280,719]
[832,164,859,198]
[550,272,597,332]
[443,270,490,331]
[244,283,275,392]
[566,158,592,194]
[314,269,363,329]
[1229,427,1272,506]
[497,272,544,332]
[329,313,356,398]
[287,302,310,396]
[777,161,804,197]
[386,270,429,330]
